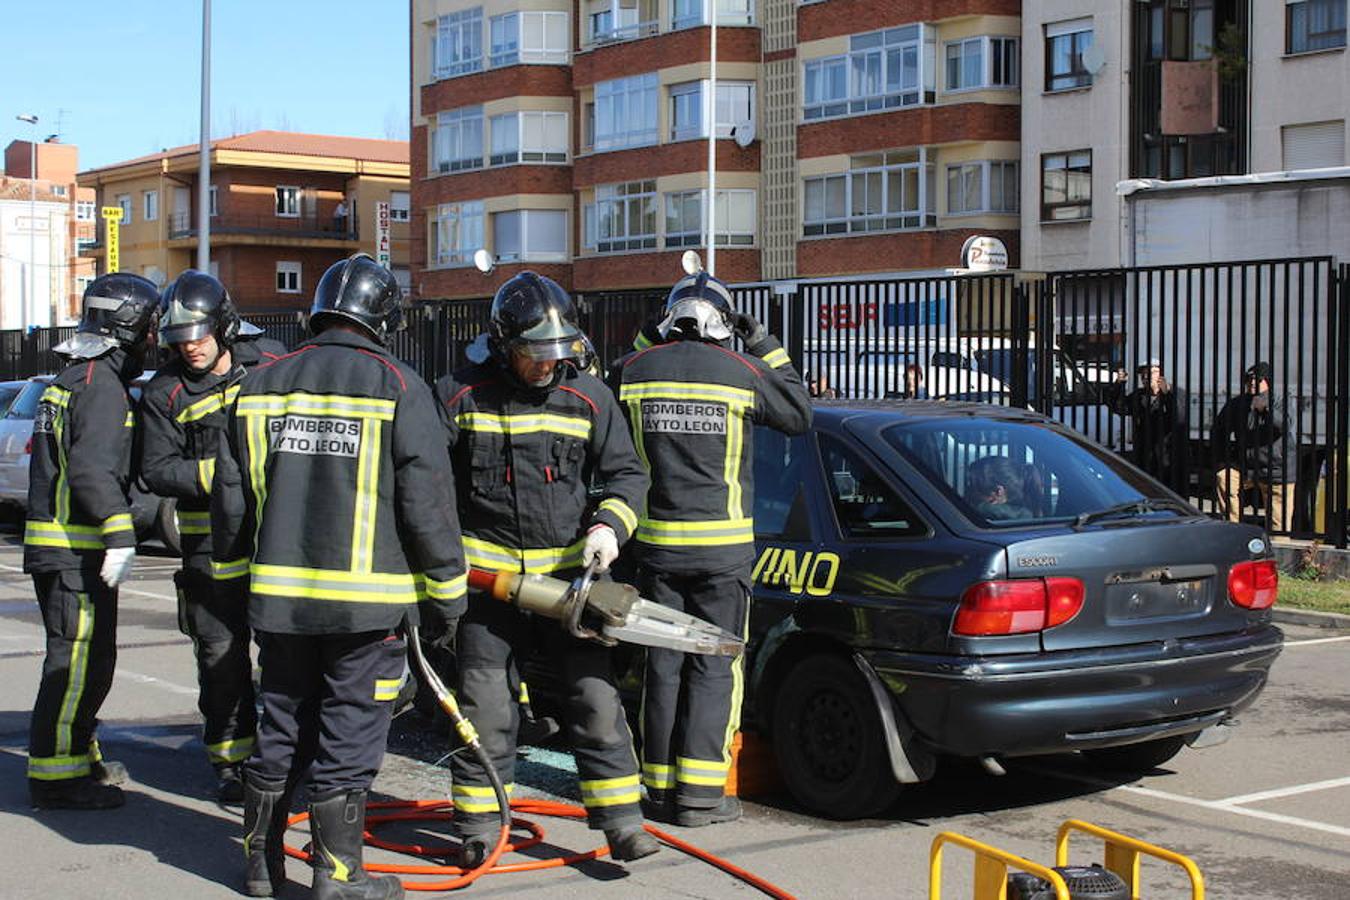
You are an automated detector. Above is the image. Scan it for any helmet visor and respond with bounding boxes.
[160,319,213,345]
[53,332,120,360]
[658,298,734,342]
[510,335,587,363]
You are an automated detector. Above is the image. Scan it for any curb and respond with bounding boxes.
[1271,607,1350,629]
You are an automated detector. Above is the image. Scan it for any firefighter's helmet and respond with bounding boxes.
[658,271,735,342]
[54,273,161,360]
[309,253,404,345]
[159,270,254,347]
[487,272,586,368]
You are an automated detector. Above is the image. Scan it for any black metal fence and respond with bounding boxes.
[3,258,1345,545]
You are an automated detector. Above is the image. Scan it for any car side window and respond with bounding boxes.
[5,380,46,420]
[752,428,812,541]
[818,433,926,538]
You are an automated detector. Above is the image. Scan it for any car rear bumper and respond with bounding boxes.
[865,624,1283,758]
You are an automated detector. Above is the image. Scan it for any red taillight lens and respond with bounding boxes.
[23,435,32,455]
[1229,560,1278,609]
[954,577,1085,636]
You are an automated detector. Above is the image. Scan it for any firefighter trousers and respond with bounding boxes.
[175,562,257,771]
[450,592,642,835]
[27,570,118,785]
[247,630,405,797]
[637,568,750,809]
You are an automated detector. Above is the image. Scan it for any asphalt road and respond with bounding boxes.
[0,537,1346,899]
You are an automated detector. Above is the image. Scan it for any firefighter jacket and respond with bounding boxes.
[433,362,648,575]
[138,336,286,567]
[210,329,467,635]
[23,350,139,575]
[611,333,812,575]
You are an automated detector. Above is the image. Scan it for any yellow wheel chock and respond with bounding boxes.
[929,818,1205,900]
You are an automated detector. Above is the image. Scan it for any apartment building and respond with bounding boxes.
[1,139,97,328]
[78,132,411,312]
[1021,0,1350,271]
[411,0,1023,299]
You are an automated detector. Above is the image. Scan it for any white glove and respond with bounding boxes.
[582,525,619,572]
[100,546,137,588]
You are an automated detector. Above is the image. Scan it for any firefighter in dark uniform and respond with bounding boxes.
[612,271,811,826]
[434,272,657,866]
[24,273,160,810]
[138,270,286,801]
[212,254,466,899]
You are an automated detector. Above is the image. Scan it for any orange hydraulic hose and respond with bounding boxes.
[280,797,798,898]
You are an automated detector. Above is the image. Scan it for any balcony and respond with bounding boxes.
[168,212,359,242]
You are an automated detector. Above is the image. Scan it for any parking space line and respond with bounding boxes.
[117,668,198,697]
[1281,635,1350,648]
[0,560,176,602]
[1218,776,1350,807]
[1027,765,1350,839]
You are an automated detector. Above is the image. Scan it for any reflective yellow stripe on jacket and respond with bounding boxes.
[456,411,592,440]
[24,521,104,550]
[177,510,212,536]
[176,386,241,424]
[462,535,584,574]
[635,517,755,547]
[249,564,426,604]
[598,498,638,535]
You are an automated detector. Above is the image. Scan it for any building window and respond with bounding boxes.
[114,194,132,225]
[490,11,568,66]
[673,0,754,30]
[208,185,218,217]
[276,261,302,294]
[143,190,159,222]
[1046,19,1094,91]
[946,161,1018,215]
[1041,150,1092,221]
[1287,0,1347,54]
[664,189,756,247]
[669,81,755,141]
[803,25,936,121]
[490,111,568,165]
[590,181,657,252]
[802,149,935,235]
[76,275,94,295]
[52,184,67,197]
[434,106,485,172]
[433,8,483,79]
[390,191,411,222]
[433,201,484,266]
[275,186,300,217]
[589,0,658,42]
[493,209,568,262]
[1282,120,1346,170]
[76,201,95,221]
[945,36,1018,91]
[593,74,659,151]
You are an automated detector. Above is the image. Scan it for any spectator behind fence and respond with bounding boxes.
[1211,361,1293,532]
[333,199,348,234]
[1109,358,1187,493]
[965,456,1033,522]
[807,371,838,398]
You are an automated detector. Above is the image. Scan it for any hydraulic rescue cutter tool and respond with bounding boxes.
[466,563,744,656]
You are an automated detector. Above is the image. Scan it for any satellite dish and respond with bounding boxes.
[732,120,756,148]
[1082,44,1106,76]
[472,248,496,275]
[680,249,704,275]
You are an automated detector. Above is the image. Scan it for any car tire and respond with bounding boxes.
[1082,735,1188,773]
[156,498,181,557]
[771,653,901,820]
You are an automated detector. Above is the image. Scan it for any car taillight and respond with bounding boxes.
[954,577,1085,636]
[1228,559,1278,610]
[23,435,31,455]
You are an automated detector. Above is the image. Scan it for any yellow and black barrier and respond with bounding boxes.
[1055,819,1205,900]
[929,830,1070,900]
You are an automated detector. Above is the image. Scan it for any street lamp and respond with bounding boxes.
[16,113,38,330]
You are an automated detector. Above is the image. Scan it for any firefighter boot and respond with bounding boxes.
[243,776,289,897]
[309,790,404,900]
[676,795,742,828]
[604,825,660,862]
[30,776,125,810]
[91,759,129,787]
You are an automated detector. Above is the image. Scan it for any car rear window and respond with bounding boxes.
[884,418,1170,528]
[5,380,48,420]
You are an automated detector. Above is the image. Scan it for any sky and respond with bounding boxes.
[1,0,410,172]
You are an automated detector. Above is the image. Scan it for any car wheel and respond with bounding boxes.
[771,653,901,819]
[156,498,181,556]
[1082,735,1188,773]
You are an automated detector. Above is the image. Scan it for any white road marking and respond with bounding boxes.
[0,560,176,602]
[1027,765,1350,840]
[1281,635,1350,648]
[117,668,198,697]
[1218,776,1350,807]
